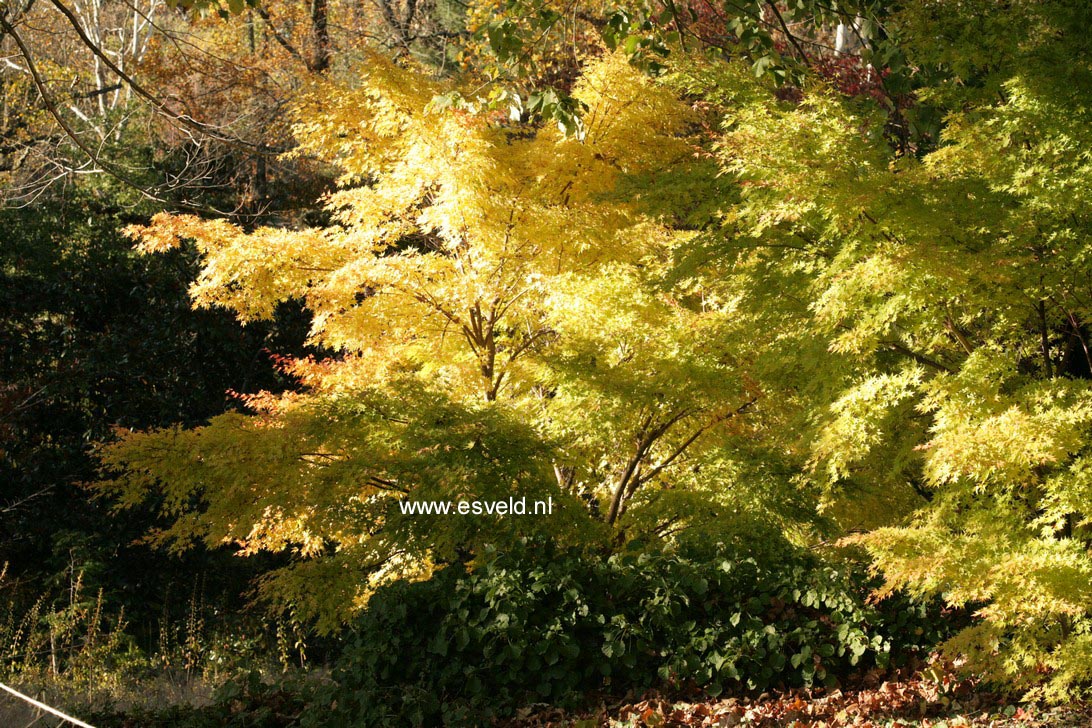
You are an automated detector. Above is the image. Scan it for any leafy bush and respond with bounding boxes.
[305,542,948,727]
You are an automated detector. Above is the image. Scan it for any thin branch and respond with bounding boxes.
[765,1,810,67]
[0,485,55,514]
[504,327,554,365]
[637,396,758,487]
[606,443,648,526]
[944,314,974,356]
[368,476,408,493]
[47,0,276,154]
[0,13,224,213]
[1038,299,1055,377]
[1058,303,1092,375]
[881,340,954,373]
[253,7,306,66]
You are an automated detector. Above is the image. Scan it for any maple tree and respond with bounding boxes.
[103,50,788,630]
[675,0,1092,700]
[91,0,1092,703]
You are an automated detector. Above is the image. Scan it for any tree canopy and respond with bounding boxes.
[39,0,1092,702]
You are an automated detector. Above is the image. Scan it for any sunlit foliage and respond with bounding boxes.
[99,0,1092,700]
[103,50,796,630]
[672,1,1092,696]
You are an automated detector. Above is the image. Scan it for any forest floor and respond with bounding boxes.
[5,666,1091,727]
[504,672,1092,727]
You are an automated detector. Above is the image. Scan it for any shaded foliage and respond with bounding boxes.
[0,191,309,637]
[305,542,948,726]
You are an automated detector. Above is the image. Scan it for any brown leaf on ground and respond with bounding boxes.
[498,665,1092,728]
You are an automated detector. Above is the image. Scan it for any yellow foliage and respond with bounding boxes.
[109,51,772,627]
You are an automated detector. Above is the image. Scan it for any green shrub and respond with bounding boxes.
[305,542,948,727]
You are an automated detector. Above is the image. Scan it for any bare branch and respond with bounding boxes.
[47,0,277,154]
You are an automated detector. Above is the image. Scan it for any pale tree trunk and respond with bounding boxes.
[835,15,871,55]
